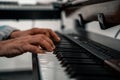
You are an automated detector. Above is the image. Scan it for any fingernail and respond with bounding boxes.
[57,37,60,42]
[48,48,53,52]
[58,37,60,40]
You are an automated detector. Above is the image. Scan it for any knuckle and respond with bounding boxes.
[30,28,38,34]
[26,35,32,38]
[31,28,38,31]
[40,38,46,43]
[33,35,46,42]
[48,29,52,32]
[29,46,36,51]
[35,35,45,42]
[40,34,46,39]
[23,36,32,41]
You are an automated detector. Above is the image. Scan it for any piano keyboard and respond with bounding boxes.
[53,32,120,80]
[36,32,120,80]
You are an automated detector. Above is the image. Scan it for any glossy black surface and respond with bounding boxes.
[53,32,120,80]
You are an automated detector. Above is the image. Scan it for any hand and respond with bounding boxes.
[0,34,55,57]
[10,28,60,42]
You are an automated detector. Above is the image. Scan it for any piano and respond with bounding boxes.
[0,0,120,80]
[32,0,120,80]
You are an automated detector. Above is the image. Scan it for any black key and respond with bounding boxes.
[54,49,87,54]
[61,58,101,66]
[56,45,79,48]
[66,64,118,77]
[56,52,92,60]
[54,48,87,53]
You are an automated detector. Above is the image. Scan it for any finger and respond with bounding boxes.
[43,31,50,37]
[48,29,60,42]
[29,28,60,42]
[29,28,49,36]
[39,29,50,37]
[29,35,54,52]
[44,36,55,49]
[39,38,54,52]
[32,49,46,54]
[23,44,45,53]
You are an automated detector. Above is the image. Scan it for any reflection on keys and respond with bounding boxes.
[36,32,120,80]
[37,52,75,80]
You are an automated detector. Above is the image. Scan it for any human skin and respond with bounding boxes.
[0,28,60,57]
[10,28,60,42]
